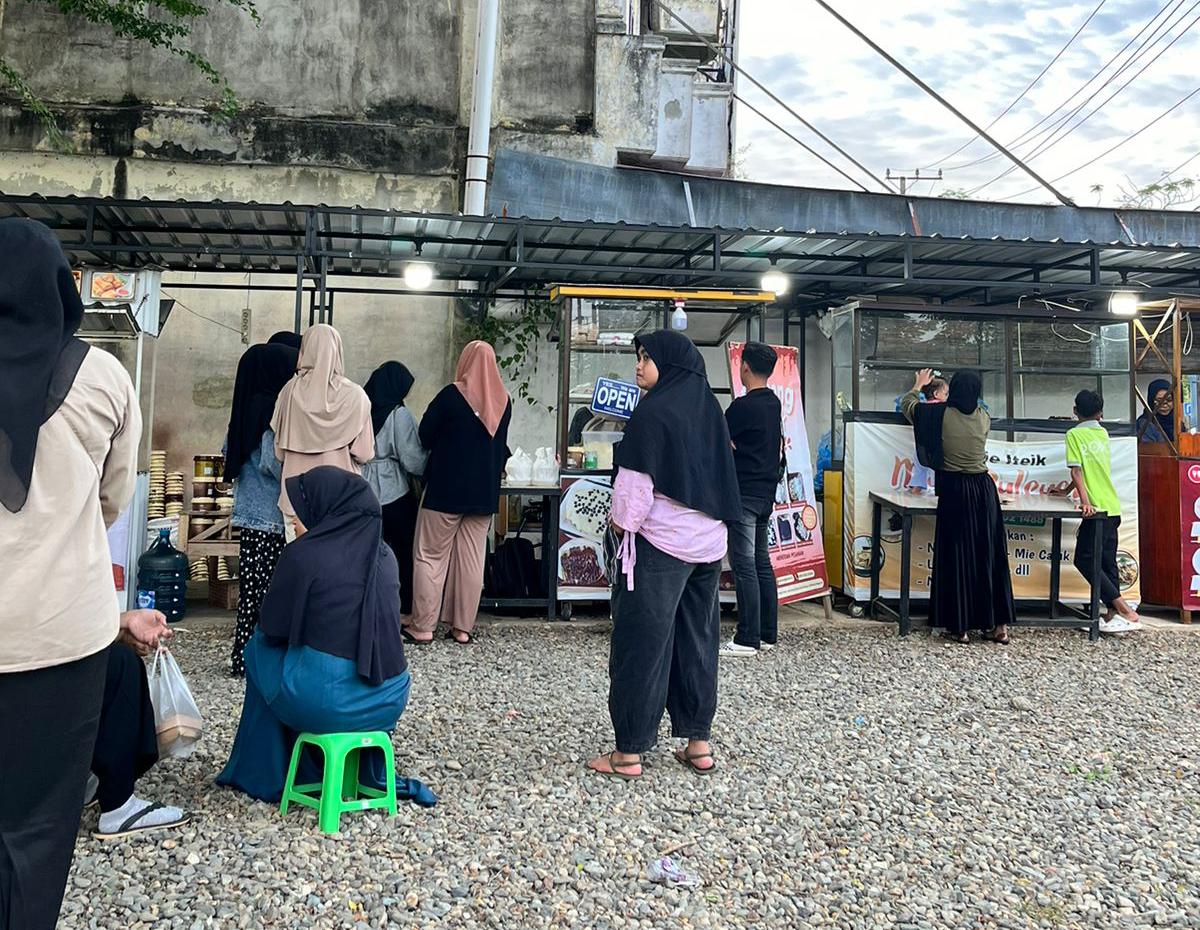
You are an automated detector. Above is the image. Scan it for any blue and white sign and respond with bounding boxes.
[590,377,640,420]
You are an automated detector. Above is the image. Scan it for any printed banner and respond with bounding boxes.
[1179,461,1200,610]
[843,421,1140,603]
[558,475,614,599]
[728,343,830,604]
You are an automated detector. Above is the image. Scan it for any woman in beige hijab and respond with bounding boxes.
[270,324,374,539]
[406,341,512,644]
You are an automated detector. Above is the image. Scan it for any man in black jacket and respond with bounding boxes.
[721,342,782,657]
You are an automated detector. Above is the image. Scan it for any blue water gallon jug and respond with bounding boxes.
[136,527,190,622]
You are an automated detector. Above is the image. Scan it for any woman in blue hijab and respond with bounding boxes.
[1137,379,1179,443]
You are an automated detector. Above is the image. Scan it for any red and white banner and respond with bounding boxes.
[728,342,830,604]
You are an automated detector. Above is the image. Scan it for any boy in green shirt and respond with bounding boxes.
[1066,390,1141,633]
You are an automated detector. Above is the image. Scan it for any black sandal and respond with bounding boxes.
[992,633,1011,645]
[588,751,642,780]
[956,633,971,644]
[401,628,432,646]
[445,630,474,644]
[674,747,717,775]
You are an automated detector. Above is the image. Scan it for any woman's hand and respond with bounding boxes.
[913,368,934,392]
[119,609,172,656]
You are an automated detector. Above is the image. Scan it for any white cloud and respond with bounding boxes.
[735,0,1199,206]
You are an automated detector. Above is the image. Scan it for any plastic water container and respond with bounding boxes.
[137,527,190,623]
[581,430,624,470]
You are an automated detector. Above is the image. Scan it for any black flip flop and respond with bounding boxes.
[401,628,432,646]
[445,630,474,645]
[93,802,191,841]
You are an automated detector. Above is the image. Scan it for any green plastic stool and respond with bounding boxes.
[279,731,397,833]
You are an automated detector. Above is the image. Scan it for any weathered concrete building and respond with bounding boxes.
[0,0,736,455]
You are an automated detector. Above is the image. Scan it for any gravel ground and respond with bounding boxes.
[61,616,1200,930]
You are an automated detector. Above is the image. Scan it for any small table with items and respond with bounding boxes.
[867,489,1106,641]
[479,483,562,620]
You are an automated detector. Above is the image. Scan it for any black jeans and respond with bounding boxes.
[1075,515,1121,608]
[728,495,778,648]
[0,648,108,930]
[382,491,419,615]
[608,534,721,754]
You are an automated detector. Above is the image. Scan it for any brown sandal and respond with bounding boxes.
[674,747,717,775]
[587,751,642,780]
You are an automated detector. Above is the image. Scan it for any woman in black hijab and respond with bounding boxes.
[587,331,741,780]
[903,368,1015,644]
[223,342,299,676]
[363,362,426,614]
[218,467,411,802]
[267,330,303,349]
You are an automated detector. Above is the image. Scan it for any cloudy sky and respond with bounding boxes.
[735,0,1199,206]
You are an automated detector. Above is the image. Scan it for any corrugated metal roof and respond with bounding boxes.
[3,190,1200,305]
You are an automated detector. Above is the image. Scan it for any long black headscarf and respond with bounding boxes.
[268,331,303,349]
[364,361,416,437]
[0,218,91,513]
[912,370,984,470]
[223,343,299,480]
[613,330,742,522]
[259,467,406,686]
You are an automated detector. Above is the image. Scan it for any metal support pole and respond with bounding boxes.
[293,263,303,333]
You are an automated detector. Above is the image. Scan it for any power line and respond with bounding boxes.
[164,292,245,337]
[810,0,1075,206]
[969,2,1200,195]
[653,1,896,192]
[942,0,1185,173]
[923,0,1109,169]
[1002,81,1200,201]
[733,93,872,192]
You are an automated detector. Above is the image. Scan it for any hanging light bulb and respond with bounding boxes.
[670,299,688,330]
[760,258,788,296]
[403,260,434,290]
[1109,291,1139,317]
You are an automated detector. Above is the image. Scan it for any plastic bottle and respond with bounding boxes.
[136,527,190,623]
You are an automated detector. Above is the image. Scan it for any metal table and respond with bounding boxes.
[478,483,562,619]
[868,489,1105,641]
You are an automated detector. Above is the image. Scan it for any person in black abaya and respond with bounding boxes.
[902,368,1014,644]
[587,331,742,779]
[267,330,303,350]
[217,467,413,803]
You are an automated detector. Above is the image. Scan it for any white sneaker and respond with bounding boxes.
[1099,617,1140,634]
[719,640,758,658]
[759,642,776,652]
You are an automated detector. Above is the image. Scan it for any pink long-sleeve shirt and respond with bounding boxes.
[609,468,727,590]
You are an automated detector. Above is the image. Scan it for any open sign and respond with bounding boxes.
[590,377,640,420]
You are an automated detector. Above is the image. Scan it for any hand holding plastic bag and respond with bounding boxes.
[148,644,204,759]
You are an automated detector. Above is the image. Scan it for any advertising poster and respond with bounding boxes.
[558,475,614,599]
[108,505,131,592]
[1179,461,1200,610]
[843,421,1140,603]
[728,342,830,604]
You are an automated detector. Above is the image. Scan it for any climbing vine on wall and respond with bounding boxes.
[461,297,558,411]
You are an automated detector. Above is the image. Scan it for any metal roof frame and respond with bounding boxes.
[6,193,1200,314]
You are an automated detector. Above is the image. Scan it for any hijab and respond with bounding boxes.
[613,330,742,523]
[259,467,406,686]
[912,370,984,471]
[268,331,303,349]
[1143,378,1174,440]
[364,361,416,437]
[271,323,371,454]
[454,340,510,437]
[0,218,91,513]
[222,343,299,479]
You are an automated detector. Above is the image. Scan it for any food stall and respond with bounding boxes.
[828,300,1141,622]
[75,267,175,608]
[548,285,828,618]
[1130,299,1200,621]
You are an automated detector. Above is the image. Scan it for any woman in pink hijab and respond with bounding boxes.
[270,324,374,540]
[406,341,512,644]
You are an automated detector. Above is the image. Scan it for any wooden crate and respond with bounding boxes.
[207,577,240,611]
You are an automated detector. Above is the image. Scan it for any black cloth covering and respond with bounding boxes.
[0,218,90,513]
[930,470,1016,635]
[222,343,299,479]
[267,331,303,349]
[912,370,982,471]
[382,492,419,615]
[418,386,512,515]
[364,361,416,437]
[614,330,741,522]
[725,387,783,502]
[260,467,406,685]
[92,643,159,812]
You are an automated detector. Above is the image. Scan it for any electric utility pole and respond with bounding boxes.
[885,168,942,196]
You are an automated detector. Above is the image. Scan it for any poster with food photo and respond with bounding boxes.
[728,342,831,604]
[558,475,613,597]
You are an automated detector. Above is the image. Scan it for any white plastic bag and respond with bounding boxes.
[508,447,534,484]
[533,447,559,485]
[148,645,204,759]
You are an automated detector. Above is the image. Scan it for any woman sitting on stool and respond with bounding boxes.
[218,467,411,803]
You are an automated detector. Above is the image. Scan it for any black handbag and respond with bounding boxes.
[484,519,542,599]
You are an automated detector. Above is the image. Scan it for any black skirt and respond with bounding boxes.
[931,470,1016,634]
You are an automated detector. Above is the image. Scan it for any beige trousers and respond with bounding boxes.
[409,508,492,634]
